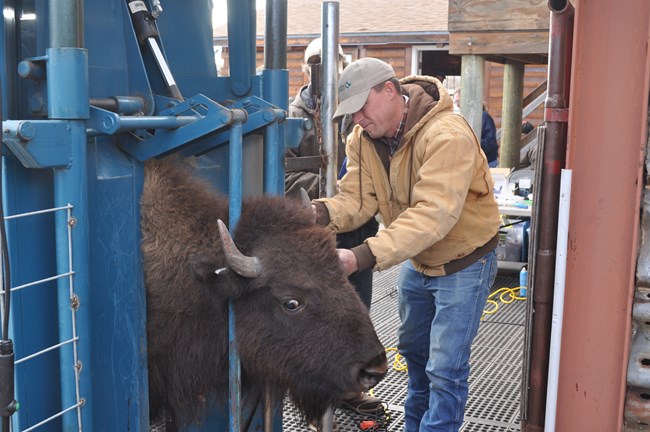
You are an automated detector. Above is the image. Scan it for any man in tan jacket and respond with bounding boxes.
[312,58,500,432]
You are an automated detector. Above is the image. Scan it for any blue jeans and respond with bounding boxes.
[397,251,497,432]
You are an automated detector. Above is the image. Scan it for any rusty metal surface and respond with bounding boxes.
[557,0,650,430]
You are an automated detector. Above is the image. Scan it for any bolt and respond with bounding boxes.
[17,122,35,141]
[71,294,80,310]
[68,217,77,227]
[263,110,274,122]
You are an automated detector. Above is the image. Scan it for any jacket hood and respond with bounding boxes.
[399,75,454,144]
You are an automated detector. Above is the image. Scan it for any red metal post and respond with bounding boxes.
[554,0,650,430]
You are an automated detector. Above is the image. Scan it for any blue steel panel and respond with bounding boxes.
[86,138,149,431]
[155,0,217,80]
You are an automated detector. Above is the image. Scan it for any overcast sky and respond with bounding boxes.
[212,0,265,27]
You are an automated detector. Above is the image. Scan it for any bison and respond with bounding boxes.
[141,158,388,430]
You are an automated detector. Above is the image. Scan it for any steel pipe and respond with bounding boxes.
[523,1,574,431]
[263,0,287,70]
[320,2,340,199]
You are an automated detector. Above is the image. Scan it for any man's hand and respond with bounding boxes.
[336,248,359,276]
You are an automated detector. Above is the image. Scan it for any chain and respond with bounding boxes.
[313,95,329,197]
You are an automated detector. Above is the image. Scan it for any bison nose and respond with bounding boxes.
[358,351,389,390]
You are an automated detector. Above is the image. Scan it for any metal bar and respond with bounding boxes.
[53,124,91,431]
[264,0,287,70]
[261,69,289,194]
[66,205,84,429]
[264,387,273,432]
[228,109,247,432]
[146,38,183,100]
[89,97,145,114]
[227,0,255,96]
[544,169,572,432]
[0,271,74,295]
[21,401,84,432]
[113,115,196,133]
[3,204,72,220]
[320,2,339,199]
[263,121,281,195]
[523,1,574,430]
[321,407,335,432]
[14,337,79,365]
[49,0,83,48]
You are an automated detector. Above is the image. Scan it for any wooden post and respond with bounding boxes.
[460,54,484,141]
[500,60,525,168]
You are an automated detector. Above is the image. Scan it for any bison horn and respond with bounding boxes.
[299,188,311,209]
[217,219,262,278]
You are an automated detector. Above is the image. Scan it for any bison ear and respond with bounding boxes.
[217,219,262,279]
[190,254,221,281]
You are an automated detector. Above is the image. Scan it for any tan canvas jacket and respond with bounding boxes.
[315,75,500,276]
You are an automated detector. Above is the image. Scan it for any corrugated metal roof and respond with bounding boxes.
[213,0,448,38]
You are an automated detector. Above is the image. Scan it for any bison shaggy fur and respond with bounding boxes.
[141,158,387,429]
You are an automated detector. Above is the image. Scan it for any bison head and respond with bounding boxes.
[207,198,387,422]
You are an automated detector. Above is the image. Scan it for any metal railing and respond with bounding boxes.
[0,204,83,432]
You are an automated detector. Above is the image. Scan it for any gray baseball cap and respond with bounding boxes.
[333,58,396,119]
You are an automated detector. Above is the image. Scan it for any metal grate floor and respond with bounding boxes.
[283,266,525,432]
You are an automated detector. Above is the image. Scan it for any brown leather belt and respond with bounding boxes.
[443,232,499,275]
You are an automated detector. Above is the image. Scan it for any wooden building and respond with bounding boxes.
[212,0,550,164]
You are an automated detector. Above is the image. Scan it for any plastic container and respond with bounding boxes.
[520,266,528,297]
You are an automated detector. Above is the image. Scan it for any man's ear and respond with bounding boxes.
[383,80,398,100]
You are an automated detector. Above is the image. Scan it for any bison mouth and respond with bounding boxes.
[352,351,388,393]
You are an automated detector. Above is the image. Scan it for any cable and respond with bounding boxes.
[482,286,526,320]
[0,58,8,344]
[0,48,17,432]
[383,348,407,373]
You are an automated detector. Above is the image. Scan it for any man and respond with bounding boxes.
[453,87,499,167]
[284,39,383,419]
[312,58,500,431]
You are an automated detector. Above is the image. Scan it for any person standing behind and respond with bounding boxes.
[453,87,499,167]
[285,38,348,200]
[312,58,500,432]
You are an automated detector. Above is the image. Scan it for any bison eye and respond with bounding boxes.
[282,299,302,312]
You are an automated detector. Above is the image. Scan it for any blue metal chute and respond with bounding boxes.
[0,0,302,430]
